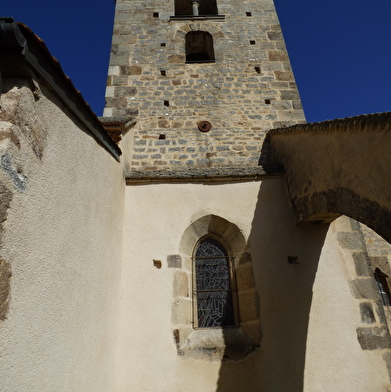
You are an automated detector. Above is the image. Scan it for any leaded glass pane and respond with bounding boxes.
[195,238,235,328]
[197,291,234,328]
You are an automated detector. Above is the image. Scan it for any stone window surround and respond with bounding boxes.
[172,214,261,361]
[169,22,225,64]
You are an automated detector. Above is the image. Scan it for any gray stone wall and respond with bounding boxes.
[104,0,305,171]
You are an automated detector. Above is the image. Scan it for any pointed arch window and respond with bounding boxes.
[194,238,236,328]
[185,31,215,63]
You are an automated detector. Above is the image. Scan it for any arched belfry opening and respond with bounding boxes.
[199,0,218,15]
[185,31,215,63]
[175,0,218,16]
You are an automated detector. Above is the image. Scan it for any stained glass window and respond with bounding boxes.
[194,238,235,328]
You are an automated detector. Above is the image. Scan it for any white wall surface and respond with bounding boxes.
[1,80,389,392]
[118,178,390,391]
[0,80,125,392]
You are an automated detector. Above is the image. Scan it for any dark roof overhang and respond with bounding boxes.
[0,17,121,161]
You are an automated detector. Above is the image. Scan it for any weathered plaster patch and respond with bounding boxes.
[1,81,48,160]
[0,258,11,320]
[30,78,42,101]
[0,181,12,225]
[0,152,27,192]
[0,122,21,149]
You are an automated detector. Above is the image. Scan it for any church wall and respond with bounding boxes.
[0,77,124,391]
[118,178,390,391]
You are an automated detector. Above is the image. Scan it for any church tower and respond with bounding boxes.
[2,3,391,391]
[102,2,316,391]
[104,0,305,174]
[103,1,391,391]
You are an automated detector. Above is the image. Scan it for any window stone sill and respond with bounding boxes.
[169,15,225,22]
[176,327,260,362]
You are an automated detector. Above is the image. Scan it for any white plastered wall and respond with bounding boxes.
[117,178,390,391]
[0,80,125,391]
[304,216,391,391]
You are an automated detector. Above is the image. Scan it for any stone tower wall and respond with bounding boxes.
[104,0,305,171]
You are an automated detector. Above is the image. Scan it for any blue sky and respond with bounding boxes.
[2,0,391,122]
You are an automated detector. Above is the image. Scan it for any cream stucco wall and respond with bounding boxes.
[118,178,390,391]
[0,79,125,391]
[304,216,390,391]
[1,78,389,391]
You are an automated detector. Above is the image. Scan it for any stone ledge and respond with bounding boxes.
[176,327,260,362]
[126,166,283,184]
[99,116,136,144]
[169,15,225,21]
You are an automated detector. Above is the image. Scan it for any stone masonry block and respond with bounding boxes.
[337,232,364,250]
[168,254,182,268]
[280,90,300,100]
[168,54,185,63]
[267,31,283,41]
[114,87,137,98]
[173,271,189,298]
[105,86,115,98]
[108,66,120,76]
[121,66,142,75]
[357,326,391,350]
[360,302,376,324]
[268,51,288,61]
[349,278,378,300]
[375,301,388,325]
[236,264,255,291]
[172,298,192,325]
[274,71,293,81]
[353,252,372,277]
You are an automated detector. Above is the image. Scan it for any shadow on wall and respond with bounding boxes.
[215,178,329,392]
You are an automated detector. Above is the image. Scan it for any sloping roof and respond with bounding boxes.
[269,112,391,135]
[0,17,122,161]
